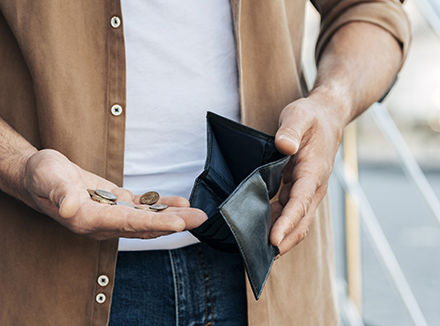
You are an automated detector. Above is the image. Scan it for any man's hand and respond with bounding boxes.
[22,149,207,240]
[269,21,403,255]
[270,90,344,255]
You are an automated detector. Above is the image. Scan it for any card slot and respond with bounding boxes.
[200,175,230,204]
[205,169,235,198]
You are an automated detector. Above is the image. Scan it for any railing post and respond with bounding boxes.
[343,121,363,313]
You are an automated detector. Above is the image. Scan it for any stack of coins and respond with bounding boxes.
[87,189,168,212]
[138,191,168,211]
[88,189,117,205]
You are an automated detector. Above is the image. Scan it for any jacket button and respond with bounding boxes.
[96,293,106,304]
[97,275,109,287]
[110,16,121,28]
[111,104,123,116]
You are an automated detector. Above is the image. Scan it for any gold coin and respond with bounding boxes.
[140,191,160,205]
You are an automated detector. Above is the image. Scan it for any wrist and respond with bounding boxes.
[16,148,38,205]
[308,84,354,129]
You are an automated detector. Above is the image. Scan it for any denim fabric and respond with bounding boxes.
[109,243,248,326]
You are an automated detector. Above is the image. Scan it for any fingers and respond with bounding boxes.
[93,230,174,241]
[86,203,187,233]
[281,157,295,184]
[270,200,283,223]
[157,196,190,208]
[111,188,134,202]
[271,184,327,254]
[275,104,314,155]
[165,207,207,229]
[276,200,318,254]
[46,183,85,219]
[79,200,207,235]
[270,176,319,247]
[126,205,207,230]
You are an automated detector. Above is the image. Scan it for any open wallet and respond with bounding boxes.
[188,111,290,300]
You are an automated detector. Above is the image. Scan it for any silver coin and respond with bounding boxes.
[95,189,117,201]
[149,203,168,211]
[116,201,135,208]
[91,194,116,205]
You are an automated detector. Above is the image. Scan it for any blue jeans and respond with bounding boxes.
[109,243,248,326]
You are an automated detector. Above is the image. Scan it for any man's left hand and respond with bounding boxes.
[270,89,347,255]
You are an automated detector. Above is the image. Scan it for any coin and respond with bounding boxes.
[91,193,116,205]
[134,205,152,211]
[87,189,96,197]
[95,189,117,202]
[140,191,160,205]
[116,201,135,208]
[149,203,168,211]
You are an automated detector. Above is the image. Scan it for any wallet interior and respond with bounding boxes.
[189,112,285,251]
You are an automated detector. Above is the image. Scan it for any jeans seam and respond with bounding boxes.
[168,251,180,326]
[197,246,214,325]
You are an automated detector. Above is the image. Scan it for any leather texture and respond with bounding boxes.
[189,111,289,299]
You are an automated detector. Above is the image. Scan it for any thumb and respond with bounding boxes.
[50,185,81,218]
[275,106,312,155]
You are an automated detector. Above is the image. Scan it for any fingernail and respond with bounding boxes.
[278,135,299,151]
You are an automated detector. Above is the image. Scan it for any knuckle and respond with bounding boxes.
[319,183,329,197]
[296,228,309,243]
[296,193,313,217]
[286,218,296,233]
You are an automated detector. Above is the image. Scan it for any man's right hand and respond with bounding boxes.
[22,149,207,240]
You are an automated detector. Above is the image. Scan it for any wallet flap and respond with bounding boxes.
[219,156,289,299]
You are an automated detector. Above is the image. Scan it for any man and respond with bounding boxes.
[0,0,410,325]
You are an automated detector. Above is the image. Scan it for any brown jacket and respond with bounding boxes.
[0,1,410,325]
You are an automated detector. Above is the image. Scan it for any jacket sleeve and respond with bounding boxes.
[312,0,411,69]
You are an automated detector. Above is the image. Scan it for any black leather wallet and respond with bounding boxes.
[188,111,290,299]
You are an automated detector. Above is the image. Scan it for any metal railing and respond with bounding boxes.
[370,103,440,225]
[336,103,440,325]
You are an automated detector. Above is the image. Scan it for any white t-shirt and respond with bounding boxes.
[119,0,240,250]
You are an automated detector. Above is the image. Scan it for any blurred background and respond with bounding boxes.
[302,1,440,325]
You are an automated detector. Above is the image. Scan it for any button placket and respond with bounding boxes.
[110,16,121,28]
[110,104,123,116]
[97,274,110,287]
[96,293,106,304]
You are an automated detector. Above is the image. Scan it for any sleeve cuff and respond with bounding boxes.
[315,1,412,70]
